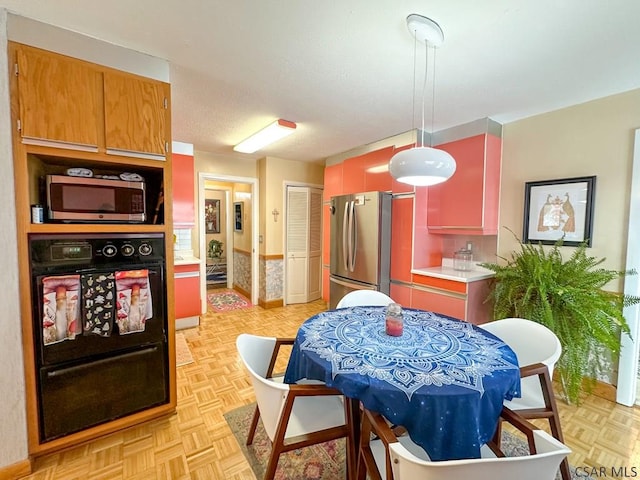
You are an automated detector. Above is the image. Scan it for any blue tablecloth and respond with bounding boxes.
[284,306,521,461]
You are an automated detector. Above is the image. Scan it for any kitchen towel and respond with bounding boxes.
[81,272,116,337]
[115,270,153,334]
[42,275,81,345]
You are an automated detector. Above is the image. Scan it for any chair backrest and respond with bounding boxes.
[389,429,570,480]
[479,317,561,378]
[480,318,562,408]
[236,333,289,440]
[336,290,394,308]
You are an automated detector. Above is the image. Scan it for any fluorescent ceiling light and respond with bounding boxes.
[233,119,297,153]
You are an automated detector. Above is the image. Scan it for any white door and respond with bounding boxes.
[286,186,322,304]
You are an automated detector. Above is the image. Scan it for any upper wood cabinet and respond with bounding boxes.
[427,133,501,235]
[104,71,169,159]
[16,44,101,150]
[15,43,169,160]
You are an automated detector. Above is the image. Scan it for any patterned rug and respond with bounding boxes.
[175,333,194,366]
[207,289,252,312]
[224,402,578,480]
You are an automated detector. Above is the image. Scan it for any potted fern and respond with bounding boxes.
[480,236,639,404]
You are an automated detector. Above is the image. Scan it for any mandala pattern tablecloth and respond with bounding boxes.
[284,306,521,461]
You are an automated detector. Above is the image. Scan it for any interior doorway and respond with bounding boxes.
[198,173,259,312]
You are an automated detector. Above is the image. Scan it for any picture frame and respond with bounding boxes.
[234,201,244,232]
[522,176,596,247]
[204,199,220,234]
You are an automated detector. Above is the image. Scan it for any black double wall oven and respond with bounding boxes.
[29,232,169,442]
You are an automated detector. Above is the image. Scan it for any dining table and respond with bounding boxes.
[283,306,521,462]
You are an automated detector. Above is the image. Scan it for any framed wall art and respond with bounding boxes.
[205,199,220,234]
[234,201,244,232]
[522,176,596,247]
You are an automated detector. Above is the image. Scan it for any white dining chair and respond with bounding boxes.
[336,290,394,308]
[479,317,570,480]
[357,405,571,480]
[236,333,355,480]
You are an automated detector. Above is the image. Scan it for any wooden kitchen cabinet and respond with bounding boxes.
[104,71,169,159]
[427,133,501,235]
[16,44,101,150]
[15,43,169,160]
[9,40,176,456]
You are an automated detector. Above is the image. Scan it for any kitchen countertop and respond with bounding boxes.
[174,250,201,266]
[412,259,495,283]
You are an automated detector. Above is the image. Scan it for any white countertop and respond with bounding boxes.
[174,249,201,266]
[412,258,495,283]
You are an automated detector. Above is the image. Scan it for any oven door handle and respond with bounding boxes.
[46,346,160,378]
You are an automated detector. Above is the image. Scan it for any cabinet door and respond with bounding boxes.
[172,153,195,225]
[17,45,100,150]
[427,134,489,232]
[104,71,168,160]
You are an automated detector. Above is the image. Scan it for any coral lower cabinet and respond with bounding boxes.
[174,264,201,330]
[394,275,493,325]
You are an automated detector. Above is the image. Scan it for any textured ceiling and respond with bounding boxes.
[3,0,640,163]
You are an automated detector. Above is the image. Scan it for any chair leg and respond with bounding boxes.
[539,369,570,480]
[263,445,281,480]
[246,405,260,445]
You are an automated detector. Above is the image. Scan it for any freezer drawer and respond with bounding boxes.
[329,275,379,310]
[38,343,168,442]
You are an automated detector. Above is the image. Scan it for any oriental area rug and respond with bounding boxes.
[207,289,252,312]
[224,402,579,480]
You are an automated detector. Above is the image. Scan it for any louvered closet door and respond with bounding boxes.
[286,186,322,304]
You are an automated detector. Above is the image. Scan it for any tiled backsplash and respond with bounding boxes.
[174,228,193,251]
[441,235,498,263]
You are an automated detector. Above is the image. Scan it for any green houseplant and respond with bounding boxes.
[207,239,224,259]
[480,235,639,404]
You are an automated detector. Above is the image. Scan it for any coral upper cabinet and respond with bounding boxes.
[15,43,169,160]
[427,133,501,235]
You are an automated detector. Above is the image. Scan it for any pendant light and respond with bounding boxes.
[389,14,456,187]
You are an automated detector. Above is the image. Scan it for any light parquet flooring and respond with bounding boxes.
[21,300,640,479]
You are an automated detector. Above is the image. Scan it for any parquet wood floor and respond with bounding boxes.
[21,301,640,479]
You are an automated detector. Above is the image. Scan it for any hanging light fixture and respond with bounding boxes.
[389,14,456,187]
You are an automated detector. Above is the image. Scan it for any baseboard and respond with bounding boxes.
[233,284,251,300]
[176,315,199,330]
[258,298,283,309]
[553,373,617,403]
[590,379,617,403]
[0,458,31,480]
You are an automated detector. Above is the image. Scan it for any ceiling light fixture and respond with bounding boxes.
[233,119,297,154]
[389,14,456,187]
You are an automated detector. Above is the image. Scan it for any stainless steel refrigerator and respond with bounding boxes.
[329,191,392,309]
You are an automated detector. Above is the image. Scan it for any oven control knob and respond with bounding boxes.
[138,243,153,256]
[102,244,117,258]
[121,244,135,257]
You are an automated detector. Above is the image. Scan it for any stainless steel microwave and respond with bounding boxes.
[46,175,146,222]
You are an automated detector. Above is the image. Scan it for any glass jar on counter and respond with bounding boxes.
[385,303,403,337]
[453,248,473,271]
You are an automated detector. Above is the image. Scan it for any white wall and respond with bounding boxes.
[0,8,29,469]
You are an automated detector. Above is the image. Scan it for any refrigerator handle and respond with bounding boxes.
[349,200,357,271]
[342,201,350,271]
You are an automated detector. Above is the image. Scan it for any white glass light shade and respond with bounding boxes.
[389,146,456,186]
[233,119,296,153]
